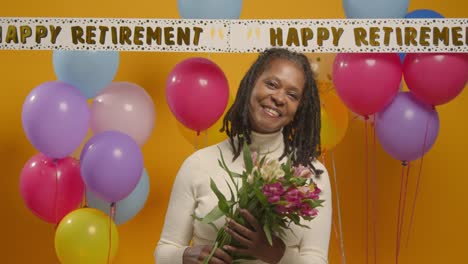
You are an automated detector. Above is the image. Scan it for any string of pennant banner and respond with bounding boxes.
[0,17,466,53]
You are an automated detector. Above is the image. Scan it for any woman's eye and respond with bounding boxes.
[265,81,276,88]
[288,93,298,100]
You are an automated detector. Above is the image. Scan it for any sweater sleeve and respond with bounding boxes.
[277,161,332,264]
[154,154,201,264]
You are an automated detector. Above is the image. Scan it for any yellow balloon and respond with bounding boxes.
[320,90,349,152]
[55,208,119,264]
[178,94,234,149]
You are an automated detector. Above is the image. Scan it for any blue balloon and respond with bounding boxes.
[343,0,409,18]
[53,50,119,98]
[177,0,243,19]
[405,9,444,19]
[399,9,445,63]
[87,169,150,225]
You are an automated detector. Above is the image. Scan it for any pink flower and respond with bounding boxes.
[268,195,280,203]
[262,183,284,197]
[300,203,318,217]
[293,165,314,178]
[275,205,289,215]
[251,151,258,165]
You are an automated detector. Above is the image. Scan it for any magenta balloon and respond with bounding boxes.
[403,53,468,106]
[333,53,402,117]
[21,81,90,159]
[376,92,439,162]
[166,58,229,132]
[80,130,143,203]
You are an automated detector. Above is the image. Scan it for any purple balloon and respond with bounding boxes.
[22,81,90,159]
[376,92,439,162]
[80,130,144,202]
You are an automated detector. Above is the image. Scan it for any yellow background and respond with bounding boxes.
[1,0,467,263]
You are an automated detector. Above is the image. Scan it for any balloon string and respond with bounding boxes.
[398,162,411,259]
[107,202,116,264]
[82,185,88,208]
[53,159,59,230]
[371,121,377,264]
[396,161,408,264]
[331,150,346,264]
[405,116,430,247]
[194,132,200,151]
[364,118,369,264]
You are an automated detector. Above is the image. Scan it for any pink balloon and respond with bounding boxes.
[333,53,402,117]
[19,154,84,224]
[166,57,229,132]
[91,82,156,146]
[403,53,468,106]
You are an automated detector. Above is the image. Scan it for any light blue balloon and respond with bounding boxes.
[343,0,409,18]
[87,169,150,225]
[177,0,243,19]
[53,50,119,98]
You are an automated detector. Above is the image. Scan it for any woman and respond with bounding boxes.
[155,48,332,264]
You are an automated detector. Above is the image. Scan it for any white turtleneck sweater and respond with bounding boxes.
[155,130,332,264]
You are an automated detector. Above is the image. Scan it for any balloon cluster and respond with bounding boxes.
[20,51,155,263]
[334,3,468,163]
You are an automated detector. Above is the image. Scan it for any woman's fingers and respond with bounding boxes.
[213,248,233,264]
[225,225,253,248]
[223,244,250,256]
[239,209,261,231]
[227,217,255,239]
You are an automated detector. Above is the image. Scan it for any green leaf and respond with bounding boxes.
[201,206,225,224]
[263,224,273,246]
[254,188,268,207]
[218,148,239,192]
[210,178,229,213]
[242,140,253,174]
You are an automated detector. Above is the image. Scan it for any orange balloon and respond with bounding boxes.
[320,90,349,152]
[178,94,234,149]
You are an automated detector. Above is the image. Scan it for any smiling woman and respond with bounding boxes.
[155,48,331,264]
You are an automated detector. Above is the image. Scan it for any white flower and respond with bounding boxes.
[260,159,284,181]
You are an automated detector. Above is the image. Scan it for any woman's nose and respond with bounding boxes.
[270,90,286,105]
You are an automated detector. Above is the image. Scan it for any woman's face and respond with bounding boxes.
[248,58,306,134]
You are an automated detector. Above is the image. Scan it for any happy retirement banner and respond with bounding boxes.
[0,17,466,53]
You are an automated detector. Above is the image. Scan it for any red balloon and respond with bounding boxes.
[333,53,402,117]
[166,57,229,132]
[404,53,468,106]
[19,154,84,224]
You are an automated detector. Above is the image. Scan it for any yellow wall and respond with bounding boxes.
[1,1,467,263]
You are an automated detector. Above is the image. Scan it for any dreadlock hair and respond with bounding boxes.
[221,48,322,173]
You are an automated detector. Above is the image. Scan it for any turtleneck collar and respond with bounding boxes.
[249,129,284,156]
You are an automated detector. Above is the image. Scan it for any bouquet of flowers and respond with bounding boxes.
[193,142,324,263]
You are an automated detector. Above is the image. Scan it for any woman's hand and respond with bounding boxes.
[183,245,232,264]
[223,209,286,264]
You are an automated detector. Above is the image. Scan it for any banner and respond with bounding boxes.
[0,17,466,53]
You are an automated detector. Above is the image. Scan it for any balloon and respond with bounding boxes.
[399,9,444,62]
[405,9,444,19]
[332,53,402,117]
[343,0,409,18]
[376,92,439,162]
[81,131,144,203]
[177,94,233,148]
[55,208,119,264]
[22,81,90,159]
[91,82,155,146]
[53,50,119,98]
[403,53,468,106]
[320,90,349,152]
[166,57,230,132]
[177,0,243,19]
[87,169,149,225]
[19,154,84,224]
